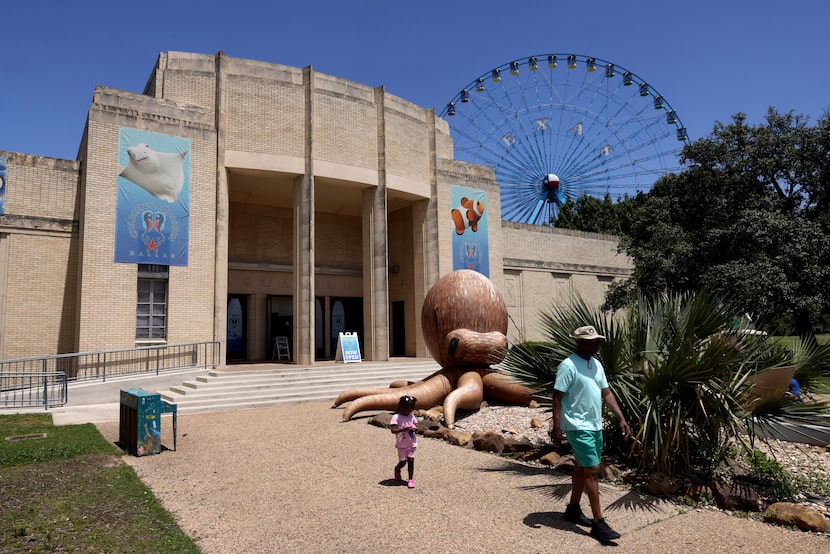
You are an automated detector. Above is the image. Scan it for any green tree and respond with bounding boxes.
[619,109,830,337]
[554,192,627,235]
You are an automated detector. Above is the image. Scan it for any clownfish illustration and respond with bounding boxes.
[450,197,485,236]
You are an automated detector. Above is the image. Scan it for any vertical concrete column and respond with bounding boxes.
[410,110,442,357]
[361,87,390,362]
[425,110,441,285]
[410,200,429,358]
[293,67,316,365]
[0,234,8,357]
[362,187,389,361]
[213,52,230,366]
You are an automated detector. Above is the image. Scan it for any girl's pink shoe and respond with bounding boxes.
[407,480,415,489]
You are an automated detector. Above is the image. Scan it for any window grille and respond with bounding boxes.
[136,264,168,340]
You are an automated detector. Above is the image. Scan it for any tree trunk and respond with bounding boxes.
[793,308,818,349]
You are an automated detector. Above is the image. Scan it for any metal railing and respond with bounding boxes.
[0,372,68,409]
[0,341,221,409]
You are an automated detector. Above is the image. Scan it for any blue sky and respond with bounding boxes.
[3,0,829,161]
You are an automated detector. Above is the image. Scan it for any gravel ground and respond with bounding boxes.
[92,402,830,553]
[453,404,830,481]
[454,404,830,516]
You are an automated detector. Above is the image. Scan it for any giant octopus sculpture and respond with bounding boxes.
[334,269,535,426]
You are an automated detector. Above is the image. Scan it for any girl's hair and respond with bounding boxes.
[398,395,416,409]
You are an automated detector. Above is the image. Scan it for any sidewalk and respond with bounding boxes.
[91,401,828,553]
[0,365,212,425]
[5,368,828,552]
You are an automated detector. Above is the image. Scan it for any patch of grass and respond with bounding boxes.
[0,414,199,553]
[769,334,830,348]
[1,414,118,467]
[745,448,800,502]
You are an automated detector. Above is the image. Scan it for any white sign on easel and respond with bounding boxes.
[335,332,362,363]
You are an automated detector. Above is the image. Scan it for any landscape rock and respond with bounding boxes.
[502,436,534,453]
[472,431,506,454]
[600,459,625,481]
[764,502,830,533]
[538,451,562,466]
[645,472,680,496]
[420,407,444,423]
[446,430,473,447]
[713,480,763,512]
[369,412,393,428]
[554,454,576,474]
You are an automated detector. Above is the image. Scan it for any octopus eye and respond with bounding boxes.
[448,337,460,356]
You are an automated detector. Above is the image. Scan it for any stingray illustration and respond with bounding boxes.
[119,143,187,202]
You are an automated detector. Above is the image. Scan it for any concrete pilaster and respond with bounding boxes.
[214,52,230,366]
[360,87,390,361]
[362,187,389,361]
[293,67,316,365]
[411,110,443,358]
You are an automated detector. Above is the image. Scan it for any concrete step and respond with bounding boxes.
[157,360,439,415]
[171,369,434,394]
[187,366,435,386]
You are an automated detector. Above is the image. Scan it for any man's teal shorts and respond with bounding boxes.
[565,429,603,467]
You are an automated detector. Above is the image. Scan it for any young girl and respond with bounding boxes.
[390,395,418,489]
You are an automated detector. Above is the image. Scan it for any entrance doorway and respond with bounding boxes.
[227,294,247,361]
[312,296,363,361]
[268,295,293,362]
[390,301,406,356]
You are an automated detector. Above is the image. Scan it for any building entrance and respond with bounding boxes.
[268,295,293,362]
[313,296,363,360]
[227,294,247,361]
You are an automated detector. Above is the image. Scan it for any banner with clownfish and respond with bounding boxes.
[450,185,489,276]
[114,128,191,266]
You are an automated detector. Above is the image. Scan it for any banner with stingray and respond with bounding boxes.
[114,128,191,265]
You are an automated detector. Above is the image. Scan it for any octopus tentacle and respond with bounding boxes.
[332,369,446,407]
[336,271,539,424]
[340,372,455,421]
[442,369,484,427]
[482,372,540,405]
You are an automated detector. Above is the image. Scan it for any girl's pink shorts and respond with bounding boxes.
[396,446,416,461]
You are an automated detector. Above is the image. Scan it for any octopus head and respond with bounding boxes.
[421,270,508,368]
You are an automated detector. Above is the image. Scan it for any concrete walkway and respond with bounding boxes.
[89,401,829,553]
[4,365,829,552]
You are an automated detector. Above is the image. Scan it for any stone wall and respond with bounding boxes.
[0,153,80,358]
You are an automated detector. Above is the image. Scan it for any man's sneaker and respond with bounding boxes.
[590,518,621,542]
[563,504,592,526]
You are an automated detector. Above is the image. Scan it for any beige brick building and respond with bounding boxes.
[0,51,631,365]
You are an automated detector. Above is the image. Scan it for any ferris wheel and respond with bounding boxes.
[440,54,689,225]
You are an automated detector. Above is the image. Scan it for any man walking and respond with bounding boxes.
[551,325,631,542]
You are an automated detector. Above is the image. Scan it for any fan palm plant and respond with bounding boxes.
[500,289,830,476]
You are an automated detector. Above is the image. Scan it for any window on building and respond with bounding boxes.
[137,264,168,340]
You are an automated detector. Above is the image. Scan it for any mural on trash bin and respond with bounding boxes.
[137,413,161,456]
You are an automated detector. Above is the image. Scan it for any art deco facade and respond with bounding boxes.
[0,52,631,365]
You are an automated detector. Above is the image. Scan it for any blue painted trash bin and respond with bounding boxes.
[119,388,162,456]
